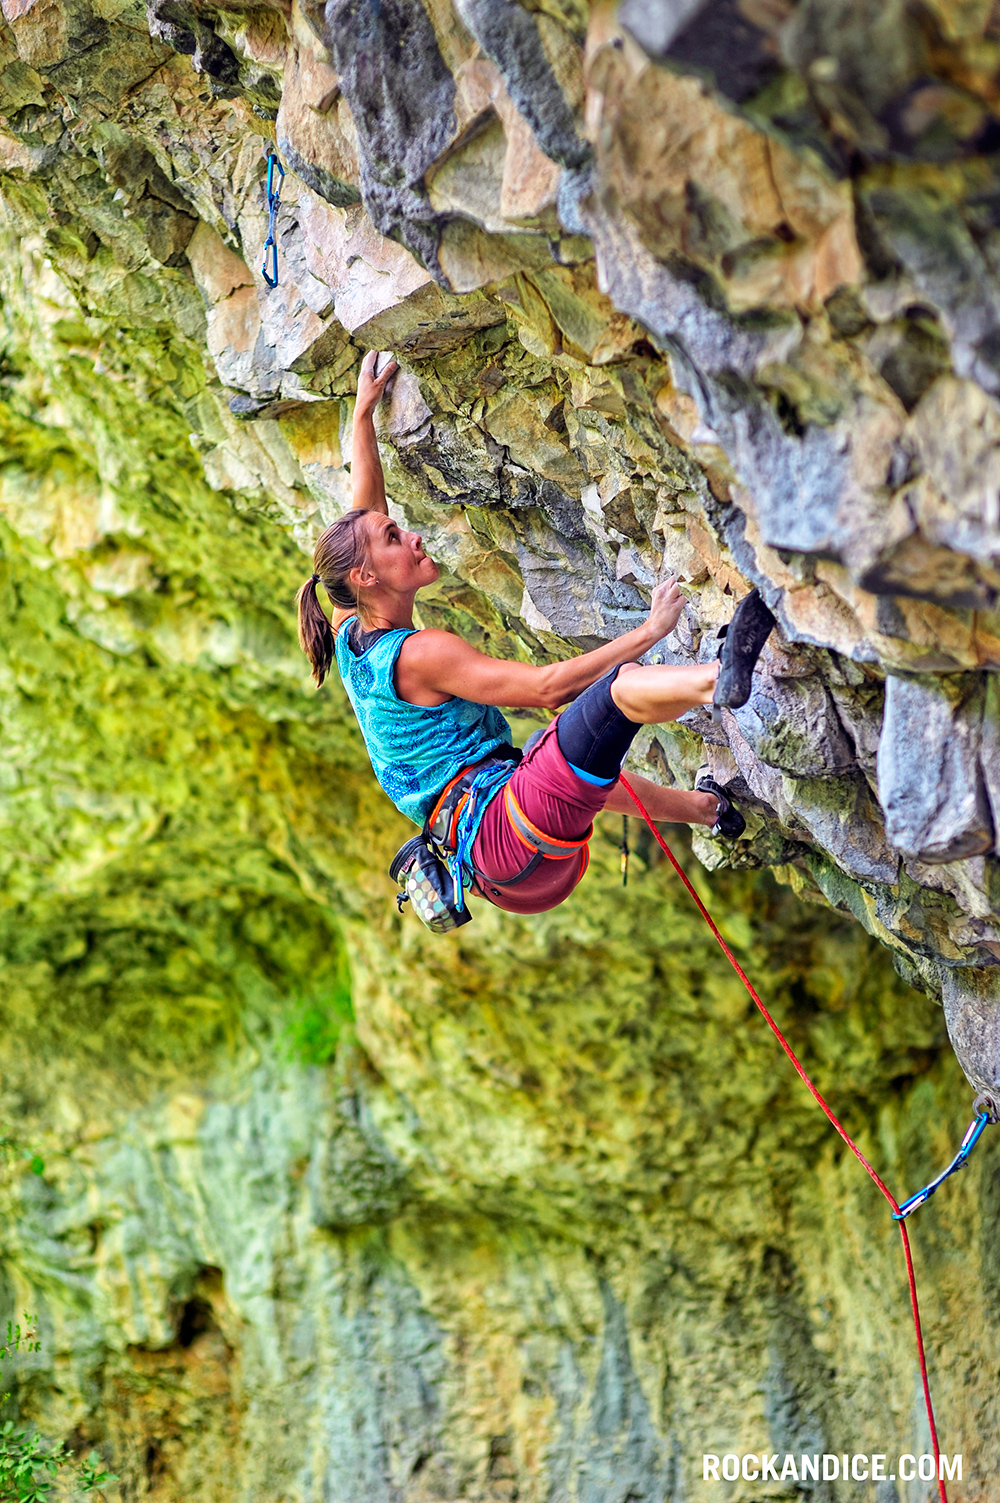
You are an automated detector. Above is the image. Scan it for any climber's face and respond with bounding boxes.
[354,511,439,599]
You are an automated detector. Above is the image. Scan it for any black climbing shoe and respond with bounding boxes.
[713,588,776,711]
[695,771,746,839]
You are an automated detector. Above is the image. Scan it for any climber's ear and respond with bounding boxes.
[349,559,378,592]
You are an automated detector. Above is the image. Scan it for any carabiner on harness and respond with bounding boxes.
[893,1095,996,1221]
[261,153,284,288]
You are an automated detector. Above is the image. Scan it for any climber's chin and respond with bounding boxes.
[415,552,440,588]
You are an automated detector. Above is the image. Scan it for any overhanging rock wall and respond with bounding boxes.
[1,0,1000,1090]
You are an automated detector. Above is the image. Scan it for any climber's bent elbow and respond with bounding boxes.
[534,668,568,711]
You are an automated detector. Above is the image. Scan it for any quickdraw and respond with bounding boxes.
[261,152,284,288]
[894,1094,996,1220]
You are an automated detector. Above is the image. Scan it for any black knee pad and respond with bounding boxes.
[556,667,642,782]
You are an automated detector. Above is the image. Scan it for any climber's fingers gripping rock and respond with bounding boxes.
[646,576,685,641]
[356,350,398,419]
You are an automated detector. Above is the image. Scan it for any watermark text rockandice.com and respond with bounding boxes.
[703,1454,961,1483]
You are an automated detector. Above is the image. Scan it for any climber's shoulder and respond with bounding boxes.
[397,628,476,674]
[396,629,488,706]
[399,626,464,656]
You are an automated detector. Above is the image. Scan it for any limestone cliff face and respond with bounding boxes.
[3,0,998,1081]
[0,0,999,1497]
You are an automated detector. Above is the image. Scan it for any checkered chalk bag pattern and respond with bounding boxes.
[389,835,472,934]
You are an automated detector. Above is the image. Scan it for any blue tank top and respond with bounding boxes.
[334,618,515,837]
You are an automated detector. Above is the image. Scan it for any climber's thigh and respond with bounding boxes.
[471,717,621,914]
[554,665,643,783]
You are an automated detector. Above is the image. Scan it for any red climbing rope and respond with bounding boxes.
[619,776,948,1503]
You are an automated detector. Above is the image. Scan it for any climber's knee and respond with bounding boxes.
[556,668,643,783]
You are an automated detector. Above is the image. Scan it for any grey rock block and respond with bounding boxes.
[731,674,856,779]
[619,0,706,58]
[941,966,1000,1103]
[722,710,792,815]
[720,708,897,884]
[586,208,791,384]
[516,531,603,638]
[863,188,1000,396]
[454,0,590,169]
[786,771,901,888]
[325,0,456,272]
[642,0,787,104]
[583,197,867,582]
[906,377,1000,564]
[576,1281,671,1503]
[827,679,884,773]
[318,1247,449,1499]
[877,673,996,863]
[726,399,853,559]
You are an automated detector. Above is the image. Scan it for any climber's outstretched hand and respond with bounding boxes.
[646,577,685,640]
[355,350,398,421]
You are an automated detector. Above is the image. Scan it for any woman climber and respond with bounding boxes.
[296,351,775,921]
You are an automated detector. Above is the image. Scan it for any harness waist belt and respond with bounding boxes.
[425,747,520,851]
[424,749,591,893]
[503,782,592,859]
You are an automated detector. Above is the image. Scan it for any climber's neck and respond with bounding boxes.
[362,584,418,632]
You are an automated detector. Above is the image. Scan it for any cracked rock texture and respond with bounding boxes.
[1,0,1000,1496]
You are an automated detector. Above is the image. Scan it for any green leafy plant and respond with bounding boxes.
[0,1421,64,1503]
[0,1316,117,1502]
[0,1322,39,1365]
[76,1453,117,1495]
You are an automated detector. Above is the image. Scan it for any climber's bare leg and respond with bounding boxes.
[602,771,718,825]
[594,662,724,824]
[609,659,719,724]
[602,662,722,825]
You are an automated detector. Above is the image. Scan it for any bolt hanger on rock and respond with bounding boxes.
[261,152,284,288]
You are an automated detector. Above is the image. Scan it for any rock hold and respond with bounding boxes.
[941,966,1000,1101]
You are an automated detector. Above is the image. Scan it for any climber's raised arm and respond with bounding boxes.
[350,350,398,514]
[395,579,689,710]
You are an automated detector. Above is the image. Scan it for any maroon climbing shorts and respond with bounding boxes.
[471,721,616,915]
